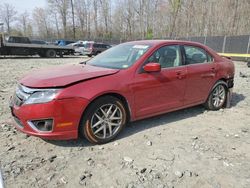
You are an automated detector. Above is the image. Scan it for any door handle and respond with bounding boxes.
[211,67,216,73]
[176,71,184,79]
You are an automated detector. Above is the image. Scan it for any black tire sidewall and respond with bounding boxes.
[46,49,56,58]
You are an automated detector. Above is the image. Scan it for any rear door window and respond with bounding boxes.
[184,46,213,64]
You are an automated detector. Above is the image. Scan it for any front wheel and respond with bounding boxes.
[205,82,227,110]
[79,96,127,144]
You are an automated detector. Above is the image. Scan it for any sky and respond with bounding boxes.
[1,0,47,13]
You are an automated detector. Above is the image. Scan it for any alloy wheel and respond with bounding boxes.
[212,85,226,108]
[90,104,123,139]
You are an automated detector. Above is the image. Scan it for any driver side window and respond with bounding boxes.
[146,45,182,68]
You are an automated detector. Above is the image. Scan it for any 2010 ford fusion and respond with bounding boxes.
[10,40,235,144]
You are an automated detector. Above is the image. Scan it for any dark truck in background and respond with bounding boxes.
[0,35,74,58]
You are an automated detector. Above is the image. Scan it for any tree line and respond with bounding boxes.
[0,0,249,42]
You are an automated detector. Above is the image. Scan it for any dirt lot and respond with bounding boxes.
[0,57,250,188]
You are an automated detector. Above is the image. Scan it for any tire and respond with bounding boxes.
[46,49,56,58]
[79,96,127,144]
[87,54,92,57]
[59,51,63,58]
[205,81,227,110]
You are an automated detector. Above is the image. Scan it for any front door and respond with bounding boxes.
[132,45,187,119]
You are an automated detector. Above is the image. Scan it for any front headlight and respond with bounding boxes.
[24,89,60,105]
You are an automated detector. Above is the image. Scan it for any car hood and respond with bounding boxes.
[20,64,119,88]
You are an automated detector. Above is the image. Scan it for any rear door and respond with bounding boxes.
[132,45,187,118]
[183,45,216,105]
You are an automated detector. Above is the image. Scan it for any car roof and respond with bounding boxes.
[123,39,219,58]
[124,40,206,47]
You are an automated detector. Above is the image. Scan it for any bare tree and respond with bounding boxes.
[93,0,99,38]
[75,0,92,39]
[33,8,50,38]
[3,0,250,41]
[0,3,17,34]
[231,0,239,35]
[168,0,181,38]
[18,11,30,36]
[70,0,76,39]
[48,0,70,38]
[99,0,111,37]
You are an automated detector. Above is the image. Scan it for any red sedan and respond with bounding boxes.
[10,40,235,144]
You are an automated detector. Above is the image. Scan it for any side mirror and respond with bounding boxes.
[143,63,161,72]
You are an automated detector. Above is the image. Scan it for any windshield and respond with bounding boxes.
[87,43,151,69]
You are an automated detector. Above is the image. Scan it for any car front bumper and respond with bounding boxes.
[10,97,89,140]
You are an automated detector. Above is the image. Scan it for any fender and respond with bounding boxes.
[207,80,232,108]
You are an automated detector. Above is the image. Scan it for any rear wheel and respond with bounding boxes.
[79,96,127,144]
[205,81,227,110]
[46,49,56,58]
[59,51,63,58]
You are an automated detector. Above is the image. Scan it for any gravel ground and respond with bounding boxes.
[0,56,250,188]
